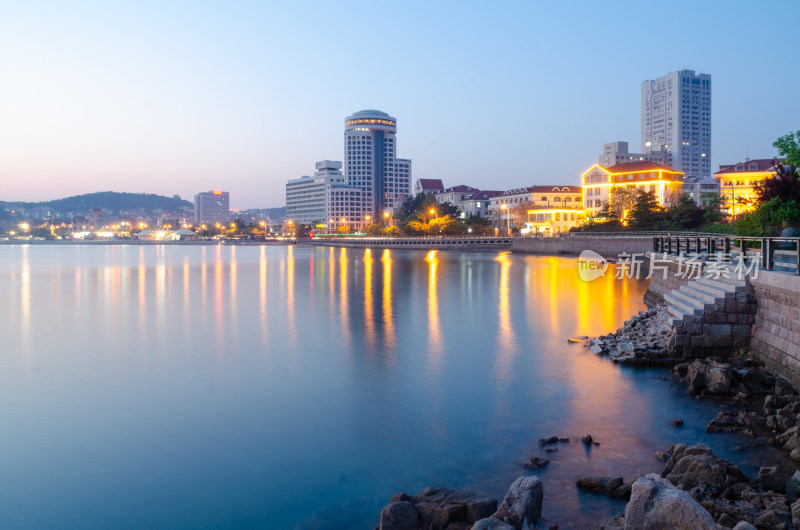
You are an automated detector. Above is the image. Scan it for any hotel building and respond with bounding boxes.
[581,161,684,217]
[714,158,781,218]
[286,161,346,225]
[642,70,711,180]
[194,190,230,227]
[489,185,583,230]
[344,110,411,218]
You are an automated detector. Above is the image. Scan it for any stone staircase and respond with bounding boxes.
[662,276,749,324]
[658,275,756,358]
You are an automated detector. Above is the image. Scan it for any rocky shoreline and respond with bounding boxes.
[374,328,800,528]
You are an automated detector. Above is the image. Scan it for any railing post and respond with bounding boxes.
[724,237,731,259]
[796,238,800,275]
[762,238,769,270]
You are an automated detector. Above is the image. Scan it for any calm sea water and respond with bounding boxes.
[0,244,782,529]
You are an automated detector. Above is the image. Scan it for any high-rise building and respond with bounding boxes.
[642,70,711,180]
[286,160,346,225]
[344,110,411,217]
[194,190,229,227]
[599,141,667,167]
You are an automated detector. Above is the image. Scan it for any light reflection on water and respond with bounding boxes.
[0,245,785,529]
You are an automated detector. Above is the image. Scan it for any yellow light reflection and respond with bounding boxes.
[364,249,376,349]
[382,249,395,354]
[339,247,350,348]
[426,250,443,373]
[494,252,516,386]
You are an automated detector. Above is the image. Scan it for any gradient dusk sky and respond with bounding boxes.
[1,1,798,209]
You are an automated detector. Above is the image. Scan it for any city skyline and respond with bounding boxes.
[1,1,798,209]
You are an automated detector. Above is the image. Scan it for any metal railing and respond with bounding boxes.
[654,235,800,275]
[564,230,729,238]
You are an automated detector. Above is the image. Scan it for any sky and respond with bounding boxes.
[1,0,798,210]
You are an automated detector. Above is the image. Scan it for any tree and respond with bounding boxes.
[403,220,429,235]
[665,195,704,230]
[336,225,351,234]
[700,193,725,225]
[627,190,664,228]
[394,193,461,224]
[464,214,489,227]
[384,225,401,236]
[365,224,384,236]
[774,131,800,166]
[753,161,800,205]
[429,215,466,235]
[608,187,638,220]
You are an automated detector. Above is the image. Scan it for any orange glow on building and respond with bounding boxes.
[580,161,684,217]
[714,159,781,218]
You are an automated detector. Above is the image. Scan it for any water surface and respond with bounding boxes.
[0,245,780,528]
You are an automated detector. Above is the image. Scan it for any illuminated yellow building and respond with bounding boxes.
[713,159,781,218]
[525,207,585,234]
[581,161,684,217]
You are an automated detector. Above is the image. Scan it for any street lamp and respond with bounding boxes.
[501,204,510,236]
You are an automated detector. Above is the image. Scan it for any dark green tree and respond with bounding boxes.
[774,131,800,166]
[628,190,664,228]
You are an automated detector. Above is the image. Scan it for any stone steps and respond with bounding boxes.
[659,274,749,332]
[664,292,703,316]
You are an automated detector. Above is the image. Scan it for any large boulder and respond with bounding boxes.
[662,443,743,496]
[757,466,785,493]
[491,476,543,530]
[410,487,497,529]
[470,518,515,530]
[624,474,717,529]
[705,361,735,395]
[379,501,421,530]
[787,470,800,503]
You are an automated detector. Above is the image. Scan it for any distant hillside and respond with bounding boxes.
[2,192,193,214]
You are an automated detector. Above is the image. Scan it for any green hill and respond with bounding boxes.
[3,192,193,214]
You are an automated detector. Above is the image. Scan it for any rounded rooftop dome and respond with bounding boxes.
[345,109,397,132]
[350,109,390,117]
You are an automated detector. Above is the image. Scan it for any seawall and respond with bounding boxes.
[750,270,800,387]
[511,236,653,258]
[310,237,513,251]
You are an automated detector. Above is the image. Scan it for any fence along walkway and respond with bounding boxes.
[654,235,800,276]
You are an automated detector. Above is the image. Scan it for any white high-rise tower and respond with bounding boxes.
[642,70,711,180]
[344,110,411,216]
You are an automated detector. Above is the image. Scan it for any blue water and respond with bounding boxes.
[0,244,784,529]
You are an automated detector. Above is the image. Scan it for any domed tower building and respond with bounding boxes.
[344,110,412,219]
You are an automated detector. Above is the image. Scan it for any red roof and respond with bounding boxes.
[605,161,681,174]
[417,179,444,191]
[714,159,782,175]
[442,185,479,193]
[527,185,582,193]
[466,190,503,201]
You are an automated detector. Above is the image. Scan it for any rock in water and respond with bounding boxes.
[624,474,717,529]
[471,518,515,530]
[757,466,785,493]
[671,419,684,427]
[379,501,421,530]
[491,476,543,530]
